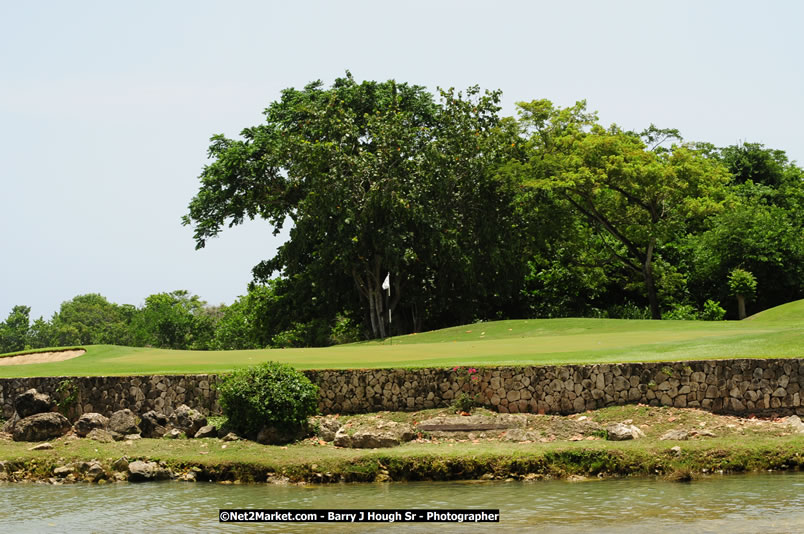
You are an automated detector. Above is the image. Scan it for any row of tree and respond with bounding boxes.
[181,73,803,340]
[0,263,764,355]
[0,286,364,354]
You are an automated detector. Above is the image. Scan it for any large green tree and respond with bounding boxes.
[511,100,731,319]
[184,74,526,339]
[131,290,216,349]
[50,293,135,346]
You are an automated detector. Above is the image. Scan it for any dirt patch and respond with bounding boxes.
[0,349,86,366]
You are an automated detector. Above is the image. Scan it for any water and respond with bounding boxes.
[2,473,803,533]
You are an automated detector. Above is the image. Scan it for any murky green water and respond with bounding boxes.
[2,473,803,533]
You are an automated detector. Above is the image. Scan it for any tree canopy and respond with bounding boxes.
[184,73,529,338]
[509,100,731,319]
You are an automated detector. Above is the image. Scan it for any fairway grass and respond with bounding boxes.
[1,300,801,378]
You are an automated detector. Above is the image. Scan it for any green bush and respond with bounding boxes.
[329,314,363,345]
[216,362,319,437]
[664,304,698,320]
[699,299,726,321]
[271,319,330,348]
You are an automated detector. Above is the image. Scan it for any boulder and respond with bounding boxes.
[334,421,415,448]
[256,424,308,445]
[169,405,207,436]
[86,429,116,443]
[164,429,183,439]
[14,389,53,418]
[85,461,106,482]
[221,432,240,442]
[73,413,109,437]
[785,415,804,433]
[127,460,172,482]
[500,428,543,442]
[109,409,139,435]
[194,425,218,439]
[111,457,129,472]
[1,412,19,433]
[139,411,169,438]
[606,423,645,441]
[53,465,74,477]
[314,417,342,442]
[660,429,690,441]
[12,412,71,442]
[28,442,54,450]
[333,428,352,448]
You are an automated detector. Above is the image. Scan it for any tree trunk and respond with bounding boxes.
[642,240,661,320]
[737,294,746,320]
[374,289,386,339]
[367,287,379,338]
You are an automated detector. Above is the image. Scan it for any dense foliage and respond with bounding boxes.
[215,362,319,436]
[2,75,802,352]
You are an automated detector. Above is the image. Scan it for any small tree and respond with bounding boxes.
[728,268,757,319]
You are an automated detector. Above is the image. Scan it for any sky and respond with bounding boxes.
[1,0,803,320]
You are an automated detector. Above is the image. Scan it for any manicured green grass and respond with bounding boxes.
[0,300,801,378]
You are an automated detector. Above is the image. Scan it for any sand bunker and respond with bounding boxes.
[0,349,86,366]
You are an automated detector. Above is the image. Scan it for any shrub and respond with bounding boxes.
[699,299,726,321]
[270,319,330,348]
[329,314,363,345]
[216,362,319,437]
[663,304,698,321]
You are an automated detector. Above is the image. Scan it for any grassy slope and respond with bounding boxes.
[0,300,801,378]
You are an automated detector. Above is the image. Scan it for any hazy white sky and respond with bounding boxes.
[1,0,802,320]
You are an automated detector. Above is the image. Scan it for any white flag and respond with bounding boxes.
[382,272,390,291]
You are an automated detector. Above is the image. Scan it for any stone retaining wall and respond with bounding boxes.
[1,359,801,419]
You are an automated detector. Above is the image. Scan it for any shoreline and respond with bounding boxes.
[2,405,802,485]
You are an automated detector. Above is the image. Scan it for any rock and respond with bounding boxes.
[660,430,690,441]
[221,432,240,442]
[86,429,116,443]
[73,413,109,437]
[670,446,682,456]
[14,389,53,418]
[335,421,416,448]
[2,412,20,433]
[314,417,342,442]
[256,425,307,445]
[169,405,207,436]
[124,434,141,441]
[785,415,804,433]
[85,461,106,482]
[606,423,644,441]
[178,471,197,482]
[194,425,217,439]
[12,412,71,442]
[109,409,139,435]
[53,465,74,477]
[28,442,54,450]
[333,428,352,448]
[501,428,543,442]
[164,429,183,439]
[139,411,169,438]
[127,460,172,482]
[112,457,129,472]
